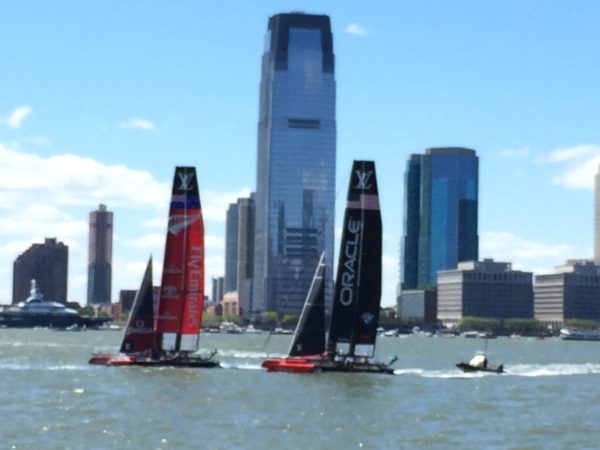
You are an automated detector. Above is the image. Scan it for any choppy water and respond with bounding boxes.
[1,329,599,449]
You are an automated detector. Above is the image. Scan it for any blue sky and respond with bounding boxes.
[1,1,600,307]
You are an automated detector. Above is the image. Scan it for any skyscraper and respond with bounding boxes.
[13,237,68,303]
[253,13,336,315]
[87,204,113,305]
[400,148,479,289]
[224,202,239,293]
[236,195,255,318]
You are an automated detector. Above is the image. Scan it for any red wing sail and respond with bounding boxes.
[120,257,155,355]
[155,166,204,353]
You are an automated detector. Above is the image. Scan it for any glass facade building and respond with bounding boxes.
[253,13,336,315]
[224,202,239,293]
[401,148,479,289]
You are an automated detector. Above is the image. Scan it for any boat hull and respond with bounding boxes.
[0,312,110,329]
[456,362,504,374]
[88,354,219,368]
[262,356,395,375]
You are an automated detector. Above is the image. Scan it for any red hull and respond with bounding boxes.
[261,357,318,373]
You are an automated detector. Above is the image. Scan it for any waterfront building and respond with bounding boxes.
[211,276,224,304]
[252,12,336,315]
[437,259,533,325]
[400,148,479,289]
[224,203,239,294]
[87,204,113,305]
[222,292,240,317]
[237,195,255,318]
[535,259,600,328]
[13,238,68,304]
[396,289,437,325]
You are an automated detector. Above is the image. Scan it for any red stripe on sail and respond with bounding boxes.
[345,194,380,210]
[180,214,204,337]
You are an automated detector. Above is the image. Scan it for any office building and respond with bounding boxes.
[401,148,479,289]
[253,13,336,315]
[535,260,600,328]
[87,204,113,305]
[595,167,600,262]
[13,238,68,304]
[437,259,533,324]
[212,276,224,304]
[224,202,239,293]
[237,195,255,318]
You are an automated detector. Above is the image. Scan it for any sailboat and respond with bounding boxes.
[89,166,219,368]
[262,160,396,374]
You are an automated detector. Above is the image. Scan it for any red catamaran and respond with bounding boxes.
[262,160,397,374]
[89,166,218,368]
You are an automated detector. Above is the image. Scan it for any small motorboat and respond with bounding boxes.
[456,354,503,374]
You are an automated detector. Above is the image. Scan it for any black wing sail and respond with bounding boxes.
[328,161,382,358]
[288,253,326,357]
[120,257,156,355]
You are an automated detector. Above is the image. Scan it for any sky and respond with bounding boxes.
[1,1,600,307]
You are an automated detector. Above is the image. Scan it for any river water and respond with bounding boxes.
[1,328,599,449]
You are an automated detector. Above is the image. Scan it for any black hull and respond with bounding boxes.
[314,358,395,375]
[456,362,504,374]
[133,356,220,368]
[0,312,110,329]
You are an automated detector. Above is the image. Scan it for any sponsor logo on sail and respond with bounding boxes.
[185,245,202,328]
[361,312,375,325]
[355,170,373,190]
[177,172,195,191]
[168,213,202,235]
[162,285,177,299]
[339,217,361,306]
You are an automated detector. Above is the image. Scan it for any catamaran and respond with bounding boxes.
[89,166,218,368]
[262,160,397,374]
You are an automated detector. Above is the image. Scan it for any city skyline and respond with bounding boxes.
[1,2,599,306]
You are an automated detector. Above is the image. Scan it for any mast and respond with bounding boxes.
[327,160,382,358]
[155,167,205,354]
[120,257,155,355]
[288,253,326,357]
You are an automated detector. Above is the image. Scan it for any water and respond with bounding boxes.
[1,329,599,449]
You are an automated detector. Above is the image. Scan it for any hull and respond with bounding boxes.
[262,356,394,375]
[456,362,504,374]
[0,312,110,329]
[89,353,219,368]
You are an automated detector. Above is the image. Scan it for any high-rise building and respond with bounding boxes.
[224,203,239,293]
[253,13,336,315]
[211,276,224,304]
[400,148,479,289]
[237,195,255,318]
[595,167,600,262]
[13,237,68,304]
[87,204,113,305]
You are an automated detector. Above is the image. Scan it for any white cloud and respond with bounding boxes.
[480,230,589,273]
[345,23,368,36]
[119,118,156,130]
[0,143,169,209]
[5,106,33,129]
[539,144,600,190]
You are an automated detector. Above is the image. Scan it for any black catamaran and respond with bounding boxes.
[263,160,396,374]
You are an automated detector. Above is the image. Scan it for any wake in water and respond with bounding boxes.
[394,363,600,378]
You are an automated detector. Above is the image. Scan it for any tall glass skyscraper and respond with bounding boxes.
[401,148,479,289]
[253,13,336,315]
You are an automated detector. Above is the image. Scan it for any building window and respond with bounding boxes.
[288,118,321,129]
